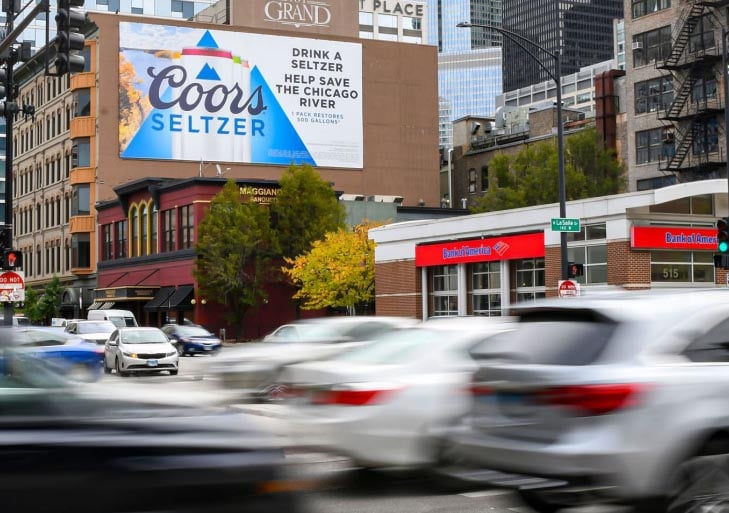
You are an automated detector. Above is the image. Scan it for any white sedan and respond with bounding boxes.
[279,317,514,469]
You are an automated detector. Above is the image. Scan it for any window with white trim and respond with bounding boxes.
[515,258,546,302]
[470,262,501,316]
[567,223,608,285]
[431,265,458,317]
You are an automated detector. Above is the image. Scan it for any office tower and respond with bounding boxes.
[503,0,623,92]
[427,0,503,149]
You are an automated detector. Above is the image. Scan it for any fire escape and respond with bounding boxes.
[655,0,727,179]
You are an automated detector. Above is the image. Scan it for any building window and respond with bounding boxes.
[72,138,90,168]
[431,265,458,317]
[651,250,714,284]
[179,204,193,250]
[692,76,717,103]
[468,168,477,193]
[359,11,373,25]
[130,206,139,257]
[693,117,719,156]
[633,26,671,67]
[632,0,671,19]
[150,208,158,255]
[515,258,546,302]
[567,223,608,285]
[102,224,112,261]
[481,166,489,192]
[377,13,397,28]
[71,184,90,216]
[73,88,90,117]
[689,16,715,53]
[72,233,90,268]
[140,203,149,256]
[471,261,501,316]
[634,77,673,114]
[163,208,176,252]
[116,220,128,258]
[636,127,670,164]
[637,175,678,191]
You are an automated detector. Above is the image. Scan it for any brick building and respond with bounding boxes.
[370,179,729,319]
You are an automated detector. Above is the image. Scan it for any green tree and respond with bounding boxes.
[282,222,378,314]
[471,128,624,213]
[21,286,43,325]
[194,180,277,339]
[271,164,346,260]
[38,276,63,325]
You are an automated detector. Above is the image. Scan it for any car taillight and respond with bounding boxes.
[469,384,493,396]
[310,385,400,406]
[537,384,647,415]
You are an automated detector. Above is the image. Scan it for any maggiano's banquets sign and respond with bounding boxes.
[118,22,363,168]
[264,0,333,28]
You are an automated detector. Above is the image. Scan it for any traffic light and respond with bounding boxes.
[0,67,7,101]
[54,0,87,75]
[718,218,729,254]
[568,262,584,279]
[1,249,22,270]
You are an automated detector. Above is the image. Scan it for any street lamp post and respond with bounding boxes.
[457,21,569,281]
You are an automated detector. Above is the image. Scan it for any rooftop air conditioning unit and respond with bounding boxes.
[632,41,643,50]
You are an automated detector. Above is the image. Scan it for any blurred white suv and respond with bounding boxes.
[439,289,729,513]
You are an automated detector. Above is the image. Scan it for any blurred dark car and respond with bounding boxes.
[0,328,304,513]
[162,324,222,356]
[14,327,103,382]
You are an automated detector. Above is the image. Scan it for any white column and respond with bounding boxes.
[458,263,468,316]
[421,266,428,320]
[500,259,511,315]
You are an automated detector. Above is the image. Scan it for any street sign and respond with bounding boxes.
[0,270,24,302]
[551,218,581,232]
[558,279,580,298]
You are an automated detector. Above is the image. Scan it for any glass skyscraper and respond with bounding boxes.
[503,0,623,92]
[427,0,503,149]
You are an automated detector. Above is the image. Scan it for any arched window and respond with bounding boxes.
[130,205,139,257]
[150,204,158,255]
[140,203,148,256]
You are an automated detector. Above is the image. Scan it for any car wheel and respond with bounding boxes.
[116,358,129,377]
[668,452,729,513]
[169,369,179,376]
[103,359,112,374]
[517,490,567,513]
[67,364,96,383]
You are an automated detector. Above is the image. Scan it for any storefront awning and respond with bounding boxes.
[87,301,102,310]
[143,286,176,312]
[99,302,115,310]
[161,285,194,311]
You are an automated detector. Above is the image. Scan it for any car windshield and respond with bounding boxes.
[109,316,136,328]
[121,330,168,344]
[176,326,213,337]
[78,322,115,334]
[333,328,447,365]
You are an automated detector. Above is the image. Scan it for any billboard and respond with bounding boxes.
[119,22,363,168]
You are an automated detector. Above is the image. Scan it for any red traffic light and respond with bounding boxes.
[2,250,22,270]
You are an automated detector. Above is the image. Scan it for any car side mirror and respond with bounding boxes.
[108,340,118,346]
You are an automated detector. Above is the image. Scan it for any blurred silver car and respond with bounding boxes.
[65,320,116,345]
[281,317,514,469]
[103,327,179,376]
[438,289,729,512]
[210,316,418,401]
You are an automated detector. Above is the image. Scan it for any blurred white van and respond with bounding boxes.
[88,309,138,328]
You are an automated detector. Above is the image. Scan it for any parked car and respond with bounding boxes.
[13,327,103,382]
[437,289,729,513]
[280,317,514,469]
[210,316,419,401]
[162,323,222,356]
[0,329,304,513]
[65,320,117,345]
[104,327,179,377]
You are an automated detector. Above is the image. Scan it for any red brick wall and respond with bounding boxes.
[545,246,562,297]
[608,241,650,289]
[375,260,422,318]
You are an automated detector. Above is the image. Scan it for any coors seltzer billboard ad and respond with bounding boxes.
[118,22,363,168]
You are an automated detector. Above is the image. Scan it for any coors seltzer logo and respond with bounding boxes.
[147,65,267,115]
[264,0,332,28]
